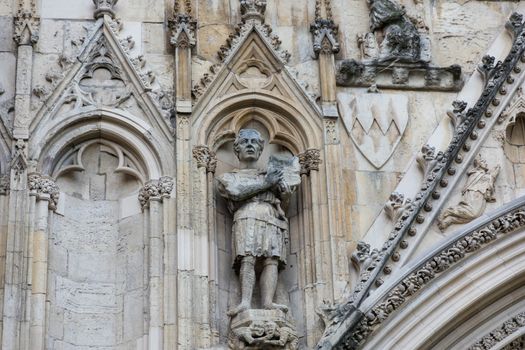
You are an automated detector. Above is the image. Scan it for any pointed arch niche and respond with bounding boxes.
[25,109,175,350]
[190,88,326,347]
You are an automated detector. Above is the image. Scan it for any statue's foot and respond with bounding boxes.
[263,303,288,313]
[227,303,250,317]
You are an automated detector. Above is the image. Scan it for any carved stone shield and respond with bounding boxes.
[338,93,408,168]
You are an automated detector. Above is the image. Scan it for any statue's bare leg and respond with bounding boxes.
[261,257,288,313]
[228,255,256,317]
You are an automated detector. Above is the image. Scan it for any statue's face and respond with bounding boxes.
[477,159,488,170]
[235,130,263,162]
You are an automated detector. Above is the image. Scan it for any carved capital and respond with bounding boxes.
[310,19,340,56]
[158,176,174,197]
[93,0,118,19]
[193,145,217,173]
[298,149,321,176]
[169,14,197,49]
[13,3,40,46]
[138,177,173,209]
[240,0,266,23]
[0,175,9,195]
[28,173,60,210]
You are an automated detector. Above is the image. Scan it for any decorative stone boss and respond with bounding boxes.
[217,129,301,317]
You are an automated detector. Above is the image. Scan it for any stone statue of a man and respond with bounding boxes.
[217,129,299,317]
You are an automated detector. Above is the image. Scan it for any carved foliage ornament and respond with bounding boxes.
[192,145,217,173]
[317,13,525,349]
[13,1,40,46]
[298,148,321,175]
[138,176,174,209]
[469,311,525,350]
[28,173,60,210]
[348,208,525,349]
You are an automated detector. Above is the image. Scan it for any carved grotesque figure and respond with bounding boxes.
[368,0,421,62]
[217,129,300,317]
[438,156,500,230]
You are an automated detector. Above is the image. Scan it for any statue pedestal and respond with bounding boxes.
[229,309,298,349]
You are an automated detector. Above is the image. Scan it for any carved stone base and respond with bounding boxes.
[336,59,463,92]
[229,309,298,350]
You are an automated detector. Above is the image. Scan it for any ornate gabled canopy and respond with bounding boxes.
[28,14,173,147]
[317,10,525,349]
[191,15,323,152]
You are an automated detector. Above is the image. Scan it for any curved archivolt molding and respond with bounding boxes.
[30,107,173,179]
[349,197,525,349]
[363,230,525,349]
[193,90,323,154]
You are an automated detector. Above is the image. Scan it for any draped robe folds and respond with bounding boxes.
[439,167,499,228]
[217,169,289,271]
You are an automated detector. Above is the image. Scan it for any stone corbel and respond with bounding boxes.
[192,145,217,174]
[27,172,59,211]
[298,148,322,176]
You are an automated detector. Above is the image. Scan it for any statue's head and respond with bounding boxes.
[233,129,264,163]
[474,156,488,171]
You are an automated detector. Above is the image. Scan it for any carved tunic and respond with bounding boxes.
[217,169,288,271]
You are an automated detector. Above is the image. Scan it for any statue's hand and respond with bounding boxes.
[265,168,283,187]
[278,180,290,194]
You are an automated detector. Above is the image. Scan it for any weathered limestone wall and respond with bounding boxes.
[0,0,513,244]
[48,145,145,349]
[0,0,522,349]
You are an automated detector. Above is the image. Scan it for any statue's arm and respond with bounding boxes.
[490,165,501,178]
[217,173,272,202]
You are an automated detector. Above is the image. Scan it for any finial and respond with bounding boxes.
[93,0,118,19]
